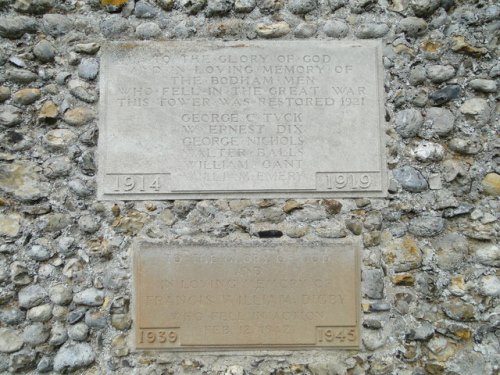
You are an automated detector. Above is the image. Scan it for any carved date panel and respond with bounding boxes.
[133,241,361,350]
[98,41,386,199]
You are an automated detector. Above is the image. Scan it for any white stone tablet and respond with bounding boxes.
[98,41,386,199]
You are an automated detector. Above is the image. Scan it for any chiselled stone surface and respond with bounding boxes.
[98,41,386,199]
[133,241,360,350]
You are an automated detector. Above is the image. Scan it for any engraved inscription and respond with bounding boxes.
[104,173,170,194]
[316,326,358,345]
[99,41,386,199]
[316,172,382,191]
[138,328,179,348]
[133,241,361,350]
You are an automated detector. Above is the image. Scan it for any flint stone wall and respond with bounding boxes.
[0,0,499,374]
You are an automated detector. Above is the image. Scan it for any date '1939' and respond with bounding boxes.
[139,329,178,345]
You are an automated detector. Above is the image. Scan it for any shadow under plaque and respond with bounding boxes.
[132,240,361,351]
[98,40,386,200]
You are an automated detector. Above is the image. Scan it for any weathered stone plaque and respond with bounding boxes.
[98,41,386,199]
[133,242,360,350]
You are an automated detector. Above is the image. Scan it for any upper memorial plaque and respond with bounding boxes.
[98,41,386,199]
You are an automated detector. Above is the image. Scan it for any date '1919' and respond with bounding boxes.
[325,173,371,190]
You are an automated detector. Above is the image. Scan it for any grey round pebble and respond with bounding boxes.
[182,0,207,14]
[0,86,11,102]
[294,23,317,38]
[288,0,317,14]
[421,107,455,137]
[78,58,99,81]
[429,85,460,106]
[394,108,423,138]
[53,343,95,373]
[393,166,428,192]
[426,65,455,83]
[6,68,38,84]
[0,105,22,127]
[0,307,25,325]
[13,0,54,14]
[324,20,348,38]
[398,17,427,36]
[135,1,158,18]
[57,236,75,255]
[85,310,108,329]
[23,323,49,345]
[78,215,100,234]
[27,304,52,322]
[68,178,94,197]
[469,79,497,93]
[37,356,53,373]
[449,137,482,155]
[234,0,255,12]
[0,328,24,353]
[207,0,234,16]
[43,156,71,178]
[136,22,162,39]
[27,245,51,261]
[18,284,48,308]
[475,244,499,267]
[328,0,346,11]
[157,0,175,10]
[70,86,97,103]
[49,284,73,305]
[67,322,89,341]
[362,269,384,299]
[73,288,105,306]
[42,14,73,36]
[410,322,435,340]
[363,319,382,329]
[100,17,129,38]
[49,323,68,346]
[434,233,468,270]
[413,141,445,162]
[411,0,440,17]
[409,216,445,237]
[0,16,38,39]
[314,220,347,238]
[55,72,71,85]
[67,307,86,324]
[9,349,37,372]
[355,23,389,39]
[33,39,55,63]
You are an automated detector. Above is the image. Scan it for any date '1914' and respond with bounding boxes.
[107,173,170,194]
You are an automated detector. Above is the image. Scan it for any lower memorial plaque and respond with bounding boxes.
[133,241,360,350]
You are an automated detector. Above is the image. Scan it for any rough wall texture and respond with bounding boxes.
[0,0,499,374]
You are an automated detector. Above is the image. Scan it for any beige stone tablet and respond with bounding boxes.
[133,241,360,350]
